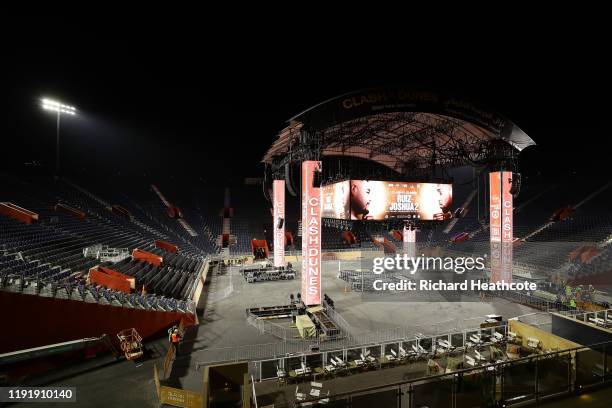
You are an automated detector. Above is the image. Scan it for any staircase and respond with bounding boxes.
[444,189,477,234]
[62,178,111,209]
[178,219,198,237]
[522,222,555,241]
[151,185,172,207]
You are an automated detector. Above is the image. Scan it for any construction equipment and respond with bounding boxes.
[117,328,143,361]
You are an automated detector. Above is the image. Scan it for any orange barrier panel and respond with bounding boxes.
[251,239,269,258]
[371,237,384,250]
[222,233,230,248]
[451,232,470,243]
[582,247,601,263]
[570,246,586,262]
[570,245,601,263]
[54,202,86,220]
[132,249,163,266]
[550,206,574,222]
[155,240,178,253]
[391,230,403,241]
[383,238,397,254]
[89,267,132,293]
[166,206,183,219]
[98,266,135,290]
[285,231,294,247]
[341,231,357,245]
[111,204,132,220]
[0,202,39,224]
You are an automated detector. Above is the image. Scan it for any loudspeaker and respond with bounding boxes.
[285,163,297,197]
[509,173,522,197]
[263,165,272,202]
[313,169,323,188]
[277,217,284,229]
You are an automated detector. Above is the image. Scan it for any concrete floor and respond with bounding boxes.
[169,260,540,391]
[9,344,168,408]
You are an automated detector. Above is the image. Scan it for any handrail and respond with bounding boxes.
[294,339,612,405]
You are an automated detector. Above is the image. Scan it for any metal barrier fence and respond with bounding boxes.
[513,312,553,331]
[246,324,508,382]
[195,311,532,369]
[195,323,469,369]
[322,301,352,338]
[558,308,612,329]
[247,315,296,340]
[495,290,575,313]
[284,340,612,408]
[232,247,384,258]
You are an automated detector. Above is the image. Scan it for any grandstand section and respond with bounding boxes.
[0,174,214,354]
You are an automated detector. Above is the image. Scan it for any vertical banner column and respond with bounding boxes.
[403,225,416,258]
[301,161,322,305]
[273,180,285,267]
[501,172,514,283]
[489,171,513,284]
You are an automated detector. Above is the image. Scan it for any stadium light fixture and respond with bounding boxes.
[40,98,77,176]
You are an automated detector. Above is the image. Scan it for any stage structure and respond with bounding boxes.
[301,161,322,305]
[490,171,514,283]
[263,87,535,302]
[273,180,285,267]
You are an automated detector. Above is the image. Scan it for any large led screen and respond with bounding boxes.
[321,180,350,219]
[321,180,453,221]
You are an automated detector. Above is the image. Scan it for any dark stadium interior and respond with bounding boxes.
[1,15,611,408]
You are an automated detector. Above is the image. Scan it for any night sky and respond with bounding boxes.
[4,16,610,188]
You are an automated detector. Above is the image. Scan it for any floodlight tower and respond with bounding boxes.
[41,98,76,176]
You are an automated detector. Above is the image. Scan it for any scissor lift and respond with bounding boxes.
[117,328,143,361]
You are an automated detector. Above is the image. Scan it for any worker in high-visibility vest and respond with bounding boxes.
[570,298,577,309]
[170,328,181,355]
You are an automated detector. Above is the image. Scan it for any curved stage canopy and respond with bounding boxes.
[263,87,535,172]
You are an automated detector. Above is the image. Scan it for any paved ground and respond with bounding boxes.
[169,260,540,391]
[9,343,168,408]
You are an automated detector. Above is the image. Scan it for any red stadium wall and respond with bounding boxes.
[0,202,39,224]
[155,240,178,253]
[0,291,195,354]
[132,249,163,266]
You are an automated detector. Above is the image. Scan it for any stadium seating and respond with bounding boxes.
[0,175,217,314]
